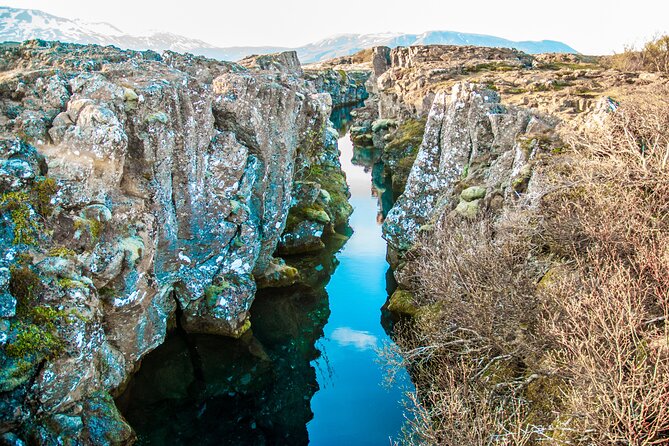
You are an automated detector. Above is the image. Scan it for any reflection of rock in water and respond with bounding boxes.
[330,101,366,134]
[350,144,395,221]
[116,237,350,445]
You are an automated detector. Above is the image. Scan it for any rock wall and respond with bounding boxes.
[304,69,370,109]
[383,82,555,253]
[0,41,348,443]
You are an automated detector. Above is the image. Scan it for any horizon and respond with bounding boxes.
[2,0,668,55]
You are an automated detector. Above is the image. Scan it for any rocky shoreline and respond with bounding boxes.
[0,41,361,443]
[1,38,667,444]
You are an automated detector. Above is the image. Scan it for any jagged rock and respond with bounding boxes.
[383,82,553,252]
[0,41,351,442]
[305,69,370,108]
[278,220,326,255]
[239,50,304,76]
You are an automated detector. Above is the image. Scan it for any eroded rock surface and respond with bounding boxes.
[383,82,556,252]
[0,41,350,442]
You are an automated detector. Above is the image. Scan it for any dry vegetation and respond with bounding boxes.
[392,87,669,445]
[607,35,669,73]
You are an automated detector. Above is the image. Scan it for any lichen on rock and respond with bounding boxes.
[0,41,354,442]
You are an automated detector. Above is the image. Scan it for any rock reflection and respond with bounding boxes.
[117,236,347,446]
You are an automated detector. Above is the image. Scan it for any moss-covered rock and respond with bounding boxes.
[255,258,301,289]
[454,198,481,219]
[460,186,487,202]
[387,289,418,317]
[382,119,426,193]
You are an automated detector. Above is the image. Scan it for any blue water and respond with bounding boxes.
[307,134,411,445]
[116,133,411,445]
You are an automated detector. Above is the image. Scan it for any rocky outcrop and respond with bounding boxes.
[383,82,556,253]
[238,50,304,76]
[304,69,370,109]
[335,45,662,260]
[0,41,349,442]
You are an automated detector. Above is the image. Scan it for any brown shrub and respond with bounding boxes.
[393,87,669,445]
[607,35,669,73]
[538,88,669,444]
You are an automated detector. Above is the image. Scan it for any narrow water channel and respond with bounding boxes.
[306,133,410,445]
[116,130,411,445]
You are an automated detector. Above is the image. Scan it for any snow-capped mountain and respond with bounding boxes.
[0,7,213,53]
[0,6,577,63]
[296,31,576,62]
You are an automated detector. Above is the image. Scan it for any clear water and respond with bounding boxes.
[116,132,411,445]
[306,134,411,445]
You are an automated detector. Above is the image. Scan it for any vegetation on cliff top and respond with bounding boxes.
[391,87,669,445]
[607,34,669,73]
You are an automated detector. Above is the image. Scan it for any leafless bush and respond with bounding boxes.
[408,211,545,359]
[607,35,669,73]
[539,88,669,444]
[393,87,669,445]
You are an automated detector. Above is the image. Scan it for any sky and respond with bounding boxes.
[3,0,669,55]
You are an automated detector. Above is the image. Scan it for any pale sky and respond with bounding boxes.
[4,0,668,55]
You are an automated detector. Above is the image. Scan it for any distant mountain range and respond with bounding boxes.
[0,6,578,63]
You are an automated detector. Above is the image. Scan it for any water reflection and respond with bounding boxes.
[331,327,379,351]
[117,108,410,446]
[305,133,411,446]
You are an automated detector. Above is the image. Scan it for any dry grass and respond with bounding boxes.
[393,87,669,445]
[606,35,669,73]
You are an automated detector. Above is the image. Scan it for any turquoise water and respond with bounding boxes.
[306,134,411,445]
[117,132,411,445]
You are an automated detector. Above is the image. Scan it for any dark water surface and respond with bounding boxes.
[117,131,411,445]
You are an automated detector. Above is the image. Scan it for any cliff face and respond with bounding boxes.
[383,83,555,252]
[0,41,348,442]
[322,44,661,260]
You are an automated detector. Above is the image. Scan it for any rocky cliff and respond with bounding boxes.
[0,41,351,443]
[323,44,663,260]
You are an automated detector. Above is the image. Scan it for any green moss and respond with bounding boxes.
[5,322,63,359]
[285,203,331,231]
[387,289,418,317]
[465,62,517,73]
[460,164,470,180]
[1,192,39,245]
[9,207,39,245]
[230,318,251,339]
[47,246,76,257]
[31,305,69,327]
[89,219,103,239]
[384,119,426,157]
[539,62,599,71]
[384,119,427,192]
[1,178,58,245]
[303,165,352,227]
[74,217,104,242]
[337,69,348,83]
[31,177,58,216]
[57,278,85,290]
[9,265,41,317]
[205,281,231,307]
[506,87,527,94]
